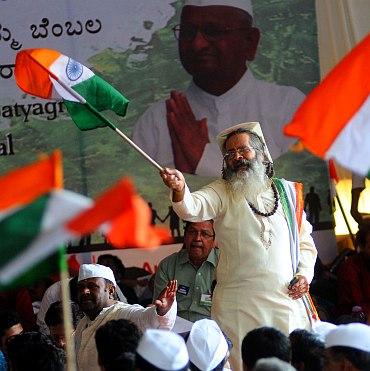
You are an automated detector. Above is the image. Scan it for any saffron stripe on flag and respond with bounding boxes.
[66,178,134,235]
[0,150,62,210]
[284,34,370,157]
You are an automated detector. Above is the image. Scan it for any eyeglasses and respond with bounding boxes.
[224,146,253,160]
[186,228,215,239]
[172,24,250,42]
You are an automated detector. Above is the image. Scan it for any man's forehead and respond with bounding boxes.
[4,323,23,338]
[78,277,105,286]
[187,221,213,230]
[225,132,251,148]
[181,5,249,25]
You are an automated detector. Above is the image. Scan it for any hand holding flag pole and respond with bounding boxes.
[14,48,164,172]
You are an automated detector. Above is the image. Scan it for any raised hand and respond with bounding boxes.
[154,279,177,316]
[166,90,209,174]
[160,168,186,203]
[288,275,310,300]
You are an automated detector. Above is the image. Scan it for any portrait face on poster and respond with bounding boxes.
[0,0,331,245]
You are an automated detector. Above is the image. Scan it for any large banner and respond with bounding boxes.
[0,0,332,245]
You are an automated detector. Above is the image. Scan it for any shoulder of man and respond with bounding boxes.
[133,100,167,135]
[199,179,227,194]
[158,249,188,267]
[251,75,305,100]
[74,315,87,334]
[207,247,220,265]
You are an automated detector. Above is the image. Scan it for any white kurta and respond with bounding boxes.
[37,279,127,335]
[172,180,317,371]
[133,70,305,176]
[74,301,176,370]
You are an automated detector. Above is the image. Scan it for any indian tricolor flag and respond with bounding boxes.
[284,33,370,178]
[14,48,129,131]
[0,151,92,288]
[0,190,93,288]
[0,154,171,288]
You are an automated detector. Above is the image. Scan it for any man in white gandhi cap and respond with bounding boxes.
[133,0,305,176]
[74,264,177,370]
[160,122,317,371]
[324,323,370,370]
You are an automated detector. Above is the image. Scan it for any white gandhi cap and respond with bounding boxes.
[312,321,337,342]
[184,0,253,17]
[137,329,189,370]
[325,323,370,352]
[187,319,229,371]
[78,263,116,287]
[216,121,273,163]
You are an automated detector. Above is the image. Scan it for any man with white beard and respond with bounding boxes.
[160,122,317,371]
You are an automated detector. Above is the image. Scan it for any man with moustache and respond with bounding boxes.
[133,0,305,176]
[74,264,177,370]
[160,122,317,370]
[154,220,219,322]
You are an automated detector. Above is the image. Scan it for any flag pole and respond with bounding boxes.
[50,76,164,172]
[328,160,356,247]
[59,247,77,371]
[335,193,356,246]
[86,103,164,172]
[19,54,164,172]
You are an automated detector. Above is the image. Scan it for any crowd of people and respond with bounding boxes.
[1,0,369,370]
[1,264,370,371]
[0,122,368,369]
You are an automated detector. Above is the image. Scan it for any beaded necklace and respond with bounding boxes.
[247,182,279,217]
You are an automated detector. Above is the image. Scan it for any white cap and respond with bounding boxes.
[216,122,273,162]
[184,0,253,17]
[254,357,297,371]
[187,319,228,371]
[137,329,189,370]
[78,264,116,287]
[325,323,370,352]
[312,321,337,342]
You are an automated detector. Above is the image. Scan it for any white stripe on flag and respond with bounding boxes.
[325,95,370,176]
[49,54,94,102]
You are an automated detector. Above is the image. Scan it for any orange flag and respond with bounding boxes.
[284,34,370,177]
[67,178,172,248]
[0,150,62,211]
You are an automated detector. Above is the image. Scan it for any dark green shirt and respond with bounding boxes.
[154,248,219,322]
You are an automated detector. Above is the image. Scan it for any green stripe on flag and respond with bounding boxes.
[0,195,48,266]
[0,250,60,290]
[64,75,129,130]
[0,194,61,290]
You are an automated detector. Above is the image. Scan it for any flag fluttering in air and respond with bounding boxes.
[14,48,129,131]
[284,34,370,178]
[0,150,91,288]
[67,178,171,248]
[0,153,171,289]
[14,48,164,171]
